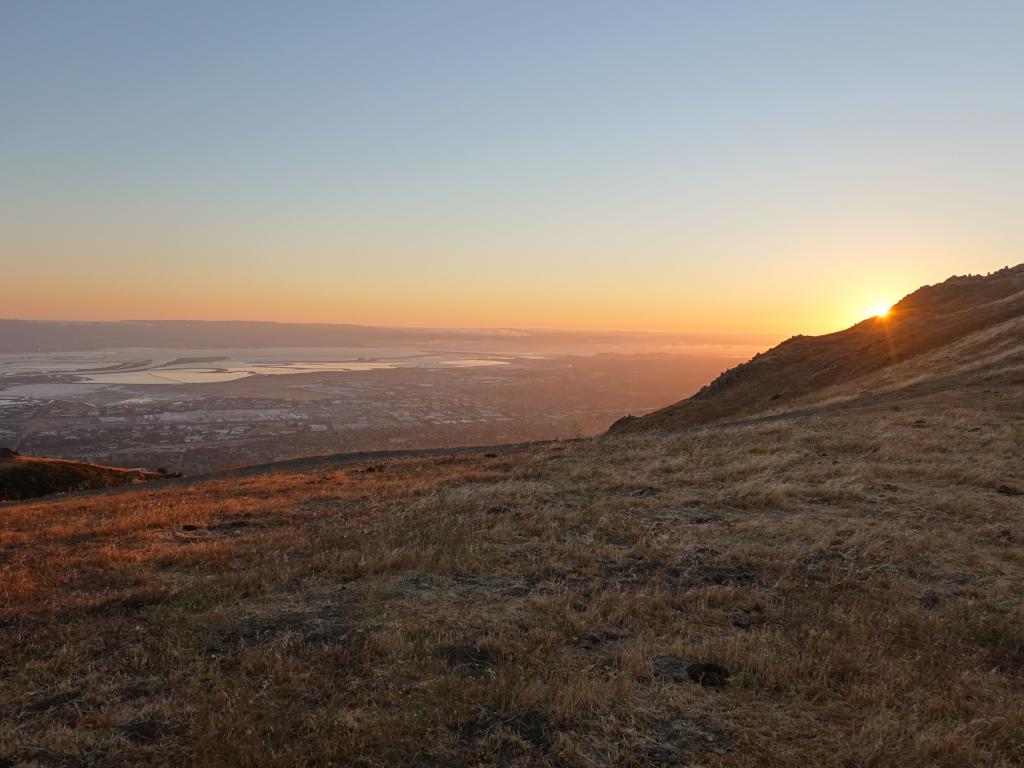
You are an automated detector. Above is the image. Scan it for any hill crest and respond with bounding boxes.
[610,265,1024,433]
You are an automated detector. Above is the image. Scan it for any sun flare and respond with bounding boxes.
[868,302,893,319]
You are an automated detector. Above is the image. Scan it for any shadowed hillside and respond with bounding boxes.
[610,265,1024,434]
[0,450,166,500]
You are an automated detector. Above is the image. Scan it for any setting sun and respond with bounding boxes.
[868,302,893,319]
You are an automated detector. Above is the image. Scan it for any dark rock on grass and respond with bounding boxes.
[687,663,730,687]
[650,655,690,682]
[997,529,1013,542]
[689,515,721,525]
[919,590,941,609]
[700,565,757,586]
[651,657,730,687]
[996,484,1023,496]
[119,716,181,744]
[453,709,553,752]
[207,519,252,533]
[486,505,513,515]
[483,452,499,458]
[181,524,200,531]
[433,642,506,673]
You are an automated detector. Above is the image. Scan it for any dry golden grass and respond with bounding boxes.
[2,384,1023,767]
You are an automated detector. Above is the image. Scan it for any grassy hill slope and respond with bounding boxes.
[610,265,1024,433]
[0,450,165,501]
[2,381,1023,766]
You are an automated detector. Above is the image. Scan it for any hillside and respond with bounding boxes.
[0,450,165,500]
[2,269,1023,767]
[610,265,1024,433]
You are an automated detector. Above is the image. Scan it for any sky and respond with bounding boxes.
[2,1,1022,335]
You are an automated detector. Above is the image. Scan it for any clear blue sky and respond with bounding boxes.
[2,1,1021,333]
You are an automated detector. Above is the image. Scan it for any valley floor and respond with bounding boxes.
[2,383,1023,766]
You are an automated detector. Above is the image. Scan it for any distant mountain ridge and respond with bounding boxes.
[610,264,1024,433]
[0,319,771,354]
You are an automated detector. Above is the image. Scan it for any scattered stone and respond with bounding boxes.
[651,657,730,687]
[997,484,1023,496]
[650,655,690,682]
[997,529,1014,542]
[486,505,513,515]
[483,452,498,458]
[359,465,385,474]
[919,591,941,609]
[689,515,720,525]
[687,662,730,687]
[732,618,752,629]
[181,524,200,531]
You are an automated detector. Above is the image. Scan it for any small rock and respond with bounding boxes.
[919,591,940,609]
[181,524,200,531]
[483,452,498,458]
[997,484,1023,496]
[997,529,1013,542]
[687,662,730,687]
[486,505,512,515]
[651,655,690,682]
